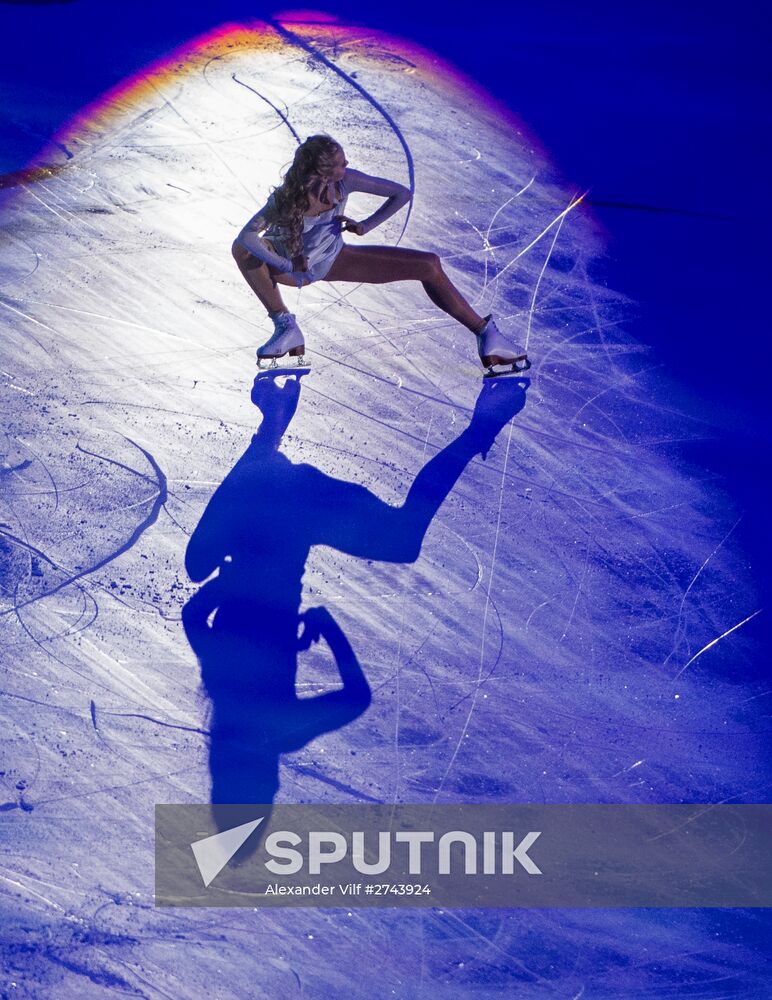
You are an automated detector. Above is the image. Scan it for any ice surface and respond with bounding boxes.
[0,20,768,999]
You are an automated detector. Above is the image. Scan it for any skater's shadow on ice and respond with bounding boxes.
[182,371,528,848]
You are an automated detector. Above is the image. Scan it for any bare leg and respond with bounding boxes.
[231,241,297,315]
[323,245,486,334]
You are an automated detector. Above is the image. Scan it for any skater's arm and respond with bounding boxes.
[342,168,411,235]
[285,607,371,750]
[237,230,293,272]
[235,200,295,272]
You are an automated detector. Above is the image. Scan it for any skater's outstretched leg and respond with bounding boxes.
[323,244,485,333]
[323,244,529,374]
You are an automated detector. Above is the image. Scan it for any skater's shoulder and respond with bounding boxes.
[258,188,282,214]
[261,189,279,214]
[245,189,278,224]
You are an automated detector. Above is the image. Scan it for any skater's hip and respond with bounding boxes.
[263,237,282,260]
[264,236,344,287]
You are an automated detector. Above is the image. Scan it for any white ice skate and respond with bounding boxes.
[475,314,531,378]
[256,312,309,369]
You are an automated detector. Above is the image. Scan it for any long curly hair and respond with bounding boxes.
[264,134,343,256]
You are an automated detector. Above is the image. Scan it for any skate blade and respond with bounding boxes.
[484,355,531,379]
[256,356,311,371]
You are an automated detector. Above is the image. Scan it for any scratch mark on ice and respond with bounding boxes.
[490,190,588,287]
[665,515,742,668]
[671,609,763,681]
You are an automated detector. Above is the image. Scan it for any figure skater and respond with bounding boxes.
[231,133,530,377]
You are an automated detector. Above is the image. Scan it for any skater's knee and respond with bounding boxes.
[231,239,254,267]
[423,252,442,278]
[408,251,442,281]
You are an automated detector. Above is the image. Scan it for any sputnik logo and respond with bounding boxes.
[190,817,265,887]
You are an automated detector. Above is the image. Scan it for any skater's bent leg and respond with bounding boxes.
[231,240,294,316]
[323,245,485,333]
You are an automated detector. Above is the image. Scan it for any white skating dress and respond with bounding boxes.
[235,170,411,288]
[235,178,350,288]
